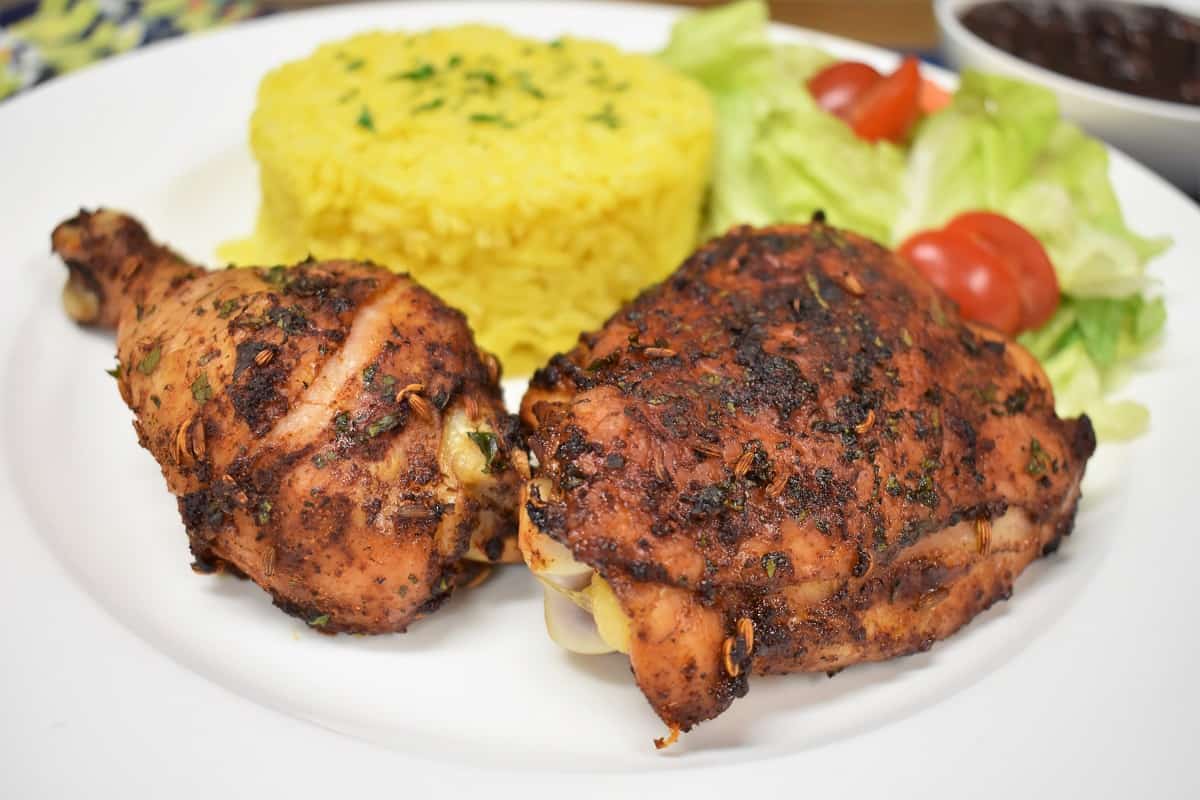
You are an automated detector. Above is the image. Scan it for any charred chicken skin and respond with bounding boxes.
[520,224,1096,735]
[53,210,522,633]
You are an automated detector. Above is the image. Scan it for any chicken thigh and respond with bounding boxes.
[520,224,1095,736]
[53,209,522,633]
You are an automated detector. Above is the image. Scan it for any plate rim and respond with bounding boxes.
[2,2,1198,797]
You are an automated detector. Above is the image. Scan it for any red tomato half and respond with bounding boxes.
[944,212,1061,330]
[807,61,882,119]
[849,56,922,143]
[899,230,1024,336]
[919,78,952,114]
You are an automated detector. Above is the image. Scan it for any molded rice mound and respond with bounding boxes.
[222,26,715,375]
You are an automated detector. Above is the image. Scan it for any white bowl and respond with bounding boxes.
[935,0,1200,196]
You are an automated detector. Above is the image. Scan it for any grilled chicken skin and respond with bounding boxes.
[53,209,522,633]
[520,224,1096,734]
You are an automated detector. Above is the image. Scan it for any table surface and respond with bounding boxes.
[0,0,938,46]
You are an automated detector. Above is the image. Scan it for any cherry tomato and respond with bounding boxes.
[899,230,1024,336]
[944,212,1060,330]
[849,56,922,143]
[919,78,952,114]
[807,61,882,119]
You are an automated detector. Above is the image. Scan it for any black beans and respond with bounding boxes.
[961,1,1200,105]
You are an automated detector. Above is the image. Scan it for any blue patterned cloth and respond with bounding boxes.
[1,0,260,100]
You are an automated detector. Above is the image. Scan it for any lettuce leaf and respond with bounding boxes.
[660,0,904,243]
[891,71,1061,241]
[1018,294,1165,439]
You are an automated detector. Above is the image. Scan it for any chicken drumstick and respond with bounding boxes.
[53,209,522,633]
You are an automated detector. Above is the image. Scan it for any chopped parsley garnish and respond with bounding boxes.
[585,102,624,128]
[466,430,502,473]
[356,105,375,132]
[413,97,445,113]
[468,112,513,127]
[334,412,351,433]
[308,614,330,628]
[515,72,545,99]
[548,38,564,48]
[344,57,366,71]
[585,102,620,129]
[465,70,498,87]
[216,298,239,318]
[337,88,359,104]
[105,362,122,379]
[362,364,377,385]
[390,63,436,81]
[137,346,162,375]
[447,54,462,69]
[191,372,213,405]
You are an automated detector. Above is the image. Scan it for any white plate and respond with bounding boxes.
[1,2,1198,797]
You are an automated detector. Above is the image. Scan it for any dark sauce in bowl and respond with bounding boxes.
[960,1,1200,106]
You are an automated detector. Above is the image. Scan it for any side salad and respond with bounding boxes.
[660,0,1169,440]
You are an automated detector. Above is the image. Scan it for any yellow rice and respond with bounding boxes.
[220,26,714,375]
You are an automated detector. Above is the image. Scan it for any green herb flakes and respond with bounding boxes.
[390,63,436,81]
[413,97,445,113]
[137,346,162,376]
[105,362,122,379]
[356,105,375,132]
[308,614,330,628]
[344,57,366,72]
[1027,438,1050,476]
[466,430,501,473]
[466,70,498,87]
[468,112,513,127]
[362,364,377,385]
[191,372,213,405]
[367,414,399,438]
[516,73,545,99]
[585,102,620,129]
